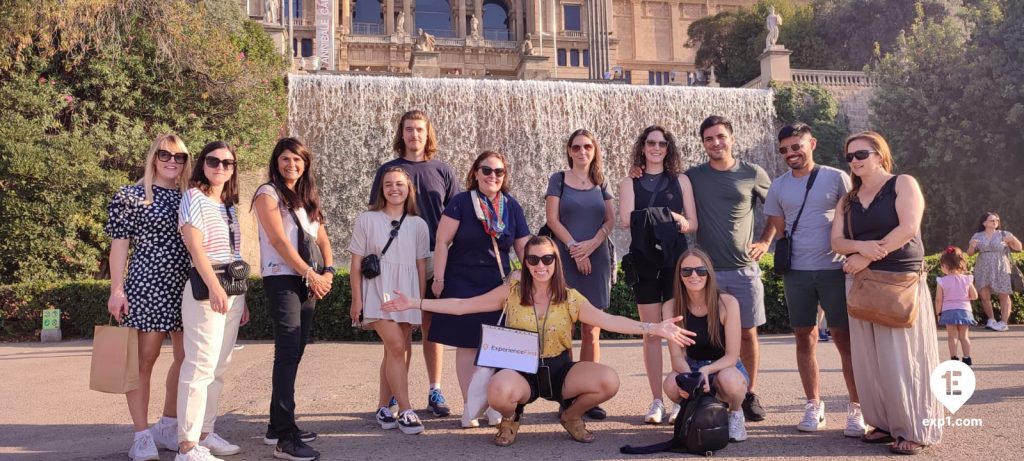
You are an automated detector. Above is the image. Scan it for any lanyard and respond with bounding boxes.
[532,296,552,364]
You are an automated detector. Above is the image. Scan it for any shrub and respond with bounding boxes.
[3,253,1021,341]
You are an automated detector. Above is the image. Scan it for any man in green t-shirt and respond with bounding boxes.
[686,115,772,422]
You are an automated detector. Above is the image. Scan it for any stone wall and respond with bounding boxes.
[790,69,875,132]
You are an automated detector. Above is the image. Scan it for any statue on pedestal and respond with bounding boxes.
[396,11,406,36]
[414,28,436,52]
[519,33,536,56]
[264,0,279,24]
[470,15,480,38]
[765,6,782,49]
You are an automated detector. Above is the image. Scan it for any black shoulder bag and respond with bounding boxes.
[189,203,251,300]
[361,212,406,279]
[773,166,820,275]
[267,183,326,274]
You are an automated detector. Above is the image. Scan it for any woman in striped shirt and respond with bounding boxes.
[175,141,250,461]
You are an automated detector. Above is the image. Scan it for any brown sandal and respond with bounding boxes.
[493,416,521,447]
[861,428,895,444]
[559,417,595,443]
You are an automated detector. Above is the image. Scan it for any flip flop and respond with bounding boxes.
[861,428,895,444]
[890,437,924,455]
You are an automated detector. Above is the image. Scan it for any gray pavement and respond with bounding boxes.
[1,328,1022,460]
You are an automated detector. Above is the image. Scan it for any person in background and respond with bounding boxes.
[967,212,1022,331]
[106,134,193,461]
[935,246,979,365]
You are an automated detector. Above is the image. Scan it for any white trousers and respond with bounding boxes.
[177,280,245,443]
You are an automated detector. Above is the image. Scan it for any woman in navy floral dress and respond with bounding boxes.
[106,134,193,461]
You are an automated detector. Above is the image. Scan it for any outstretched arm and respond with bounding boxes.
[382,284,510,315]
[578,300,695,347]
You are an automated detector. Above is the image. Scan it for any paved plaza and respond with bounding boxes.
[2,328,1021,460]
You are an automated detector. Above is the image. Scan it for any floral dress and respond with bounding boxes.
[972,231,1015,294]
[105,184,191,331]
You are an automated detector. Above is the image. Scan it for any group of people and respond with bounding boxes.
[105,110,1020,461]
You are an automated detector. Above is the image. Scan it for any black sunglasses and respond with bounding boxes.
[478,166,506,177]
[524,254,557,266]
[156,149,188,165]
[778,142,804,155]
[389,219,402,238]
[845,149,876,163]
[679,266,709,278]
[645,140,669,148]
[204,156,237,169]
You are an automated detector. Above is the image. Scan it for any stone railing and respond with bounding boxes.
[352,22,385,36]
[741,77,761,89]
[436,38,466,47]
[346,35,391,44]
[791,69,875,87]
[563,30,586,38]
[483,39,518,49]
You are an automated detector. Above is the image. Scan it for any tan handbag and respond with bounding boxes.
[847,269,920,328]
[89,318,139,393]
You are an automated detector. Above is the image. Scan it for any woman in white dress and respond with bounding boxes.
[349,167,430,434]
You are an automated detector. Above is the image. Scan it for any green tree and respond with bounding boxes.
[772,82,849,168]
[0,1,287,284]
[870,0,1022,250]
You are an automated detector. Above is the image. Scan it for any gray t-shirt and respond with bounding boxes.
[764,166,851,271]
[686,160,771,270]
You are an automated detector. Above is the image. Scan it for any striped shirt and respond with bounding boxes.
[179,188,242,265]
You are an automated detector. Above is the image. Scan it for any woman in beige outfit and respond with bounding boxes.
[830,131,941,455]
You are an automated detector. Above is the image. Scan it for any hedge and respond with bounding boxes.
[3,253,1022,341]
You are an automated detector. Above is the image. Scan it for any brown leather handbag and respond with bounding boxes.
[847,269,920,328]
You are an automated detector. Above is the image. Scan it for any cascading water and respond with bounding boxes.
[288,74,780,265]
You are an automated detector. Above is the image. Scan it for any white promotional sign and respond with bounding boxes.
[476,325,540,373]
[930,359,976,414]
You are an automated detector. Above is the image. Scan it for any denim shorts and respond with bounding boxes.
[686,356,750,385]
[939,309,978,326]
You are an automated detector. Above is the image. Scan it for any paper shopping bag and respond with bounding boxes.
[89,324,139,393]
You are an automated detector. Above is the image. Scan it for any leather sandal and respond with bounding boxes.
[493,415,521,447]
[559,417,595,443]
[890,437,924,455]
[861,428,895,444]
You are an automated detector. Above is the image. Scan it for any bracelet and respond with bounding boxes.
[434,279,444,283]
[302,267,313,280]
[568,239,578,247]
[419,298,424,310]
[639,322,652,336]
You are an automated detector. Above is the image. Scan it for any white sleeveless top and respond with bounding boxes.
[255,184,321,277]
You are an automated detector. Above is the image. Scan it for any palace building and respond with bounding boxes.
[243,0,789,84]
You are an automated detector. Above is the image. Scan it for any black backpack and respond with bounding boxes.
[620,386,730,456]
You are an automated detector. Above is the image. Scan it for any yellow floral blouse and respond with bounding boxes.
[503,281,584,358]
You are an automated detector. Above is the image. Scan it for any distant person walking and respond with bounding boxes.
[967,212,1021,331]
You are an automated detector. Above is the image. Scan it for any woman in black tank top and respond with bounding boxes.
[616,126,699,424]
[829,132,941,454]
[659,249,750,442]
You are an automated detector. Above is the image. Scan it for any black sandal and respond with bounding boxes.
[861,428,895,444]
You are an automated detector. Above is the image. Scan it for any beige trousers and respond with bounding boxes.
[847,276,943,446]
[177,280,245,443]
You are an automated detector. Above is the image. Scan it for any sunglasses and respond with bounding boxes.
[389,219,403,238]
[679,266,709,278]
[524,254,557,266]
[478,166,506,177]
[645,140,669,148]
[778,142,804,155]
[845,149,876,163]
[570,144,595,153]
[204,156,237,170]
[156,149,188,165]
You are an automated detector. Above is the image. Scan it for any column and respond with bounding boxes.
[516,2,525,41]
[403,0,412,35]
[459,0,468,37]
[341,0,351,34]
[669,0,682,62]
[385,0,395,34]
[474,0,483,34]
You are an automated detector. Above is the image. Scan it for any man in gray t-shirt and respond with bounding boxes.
[763,123,864,437]
[686,115,772,423]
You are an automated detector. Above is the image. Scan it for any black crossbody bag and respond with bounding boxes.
[189,202,251,300]
[267,183,325,274]
[773,166,820,275]
[361,212,406,279]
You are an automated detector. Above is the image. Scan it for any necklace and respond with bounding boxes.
[569,169,591,187]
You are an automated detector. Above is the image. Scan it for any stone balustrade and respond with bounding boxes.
[791,69,875,87]
[563,30,586,38]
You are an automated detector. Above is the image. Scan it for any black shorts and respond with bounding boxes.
[632,269,676,305]
[516,351,577,404]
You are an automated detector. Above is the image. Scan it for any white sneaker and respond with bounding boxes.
[198,433,240,456]
[128,431,159,461]
[995,321,1010,331]
[728,411,747,442]
[644,399,667,424]
[175,445,223,461]
[844,402,867,437]
[150,418,178,451]
[985,318,999,330]
[797,400,826,432]
[667,402,682,424]
[485,407,503,426]
[398,410,425,435]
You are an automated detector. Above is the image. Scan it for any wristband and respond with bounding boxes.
[434,279,444,283]
[323,266,336,275]
[419,298,424,311]
[303,267,313,280]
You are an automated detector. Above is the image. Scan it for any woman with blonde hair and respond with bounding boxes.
[106,134,193,461]
[830,131,941,455]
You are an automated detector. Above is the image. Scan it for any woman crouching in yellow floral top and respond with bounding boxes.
[382,235,695,446]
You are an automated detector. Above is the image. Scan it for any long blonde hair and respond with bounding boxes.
[141,134,191,204]
[671,249,724,350]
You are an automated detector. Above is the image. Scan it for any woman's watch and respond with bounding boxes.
[323,266,336,275]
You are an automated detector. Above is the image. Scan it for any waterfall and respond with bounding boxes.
[288,74,780,265]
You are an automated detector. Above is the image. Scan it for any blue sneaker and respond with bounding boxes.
[427,388,451,417]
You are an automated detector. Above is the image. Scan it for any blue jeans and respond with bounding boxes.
[685,356,750,385]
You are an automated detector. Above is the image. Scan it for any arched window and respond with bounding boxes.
[416,0,455,38]
[482,0,510,40]
[353,0,384,35]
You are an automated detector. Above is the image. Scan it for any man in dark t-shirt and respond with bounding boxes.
[367,110,461,417]
[686,115,772,423]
